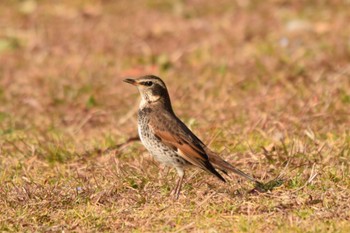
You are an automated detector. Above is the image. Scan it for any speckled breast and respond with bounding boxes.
[137,108,187,167]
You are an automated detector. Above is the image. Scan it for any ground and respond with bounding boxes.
[0,0,349,232]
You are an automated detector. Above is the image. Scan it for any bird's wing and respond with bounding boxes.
[153,128,207,166]
[149,113,225,182]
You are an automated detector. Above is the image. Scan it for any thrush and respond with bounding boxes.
[124,75,261,199]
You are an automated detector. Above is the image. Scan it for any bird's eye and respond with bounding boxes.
[142,81,153,86]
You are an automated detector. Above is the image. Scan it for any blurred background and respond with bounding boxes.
[0,0,349,231]
[1,0,349,142]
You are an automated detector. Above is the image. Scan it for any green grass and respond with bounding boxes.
[0,0,350,232]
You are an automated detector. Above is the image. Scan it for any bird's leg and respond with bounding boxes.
[174,175,184,200]
[173,168,185,200]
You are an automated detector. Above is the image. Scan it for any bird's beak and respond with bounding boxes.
[123,78,139,86]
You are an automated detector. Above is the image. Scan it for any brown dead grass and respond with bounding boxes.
[0,0,350,232]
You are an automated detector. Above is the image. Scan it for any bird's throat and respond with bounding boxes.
[140,95,161,108]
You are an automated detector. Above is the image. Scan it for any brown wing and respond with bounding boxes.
[154,129,208,167]
[149,115,226,182]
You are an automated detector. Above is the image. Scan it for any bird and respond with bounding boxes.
[124,75,262,199]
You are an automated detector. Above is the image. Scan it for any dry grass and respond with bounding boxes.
[1,0,350,232]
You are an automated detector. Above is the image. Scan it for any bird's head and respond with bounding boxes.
[124,75,172,110]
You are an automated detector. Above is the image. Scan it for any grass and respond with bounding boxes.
[0,0,350,232]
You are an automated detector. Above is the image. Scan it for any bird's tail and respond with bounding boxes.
[207,149,261,185]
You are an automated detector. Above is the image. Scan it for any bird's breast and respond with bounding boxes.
[137,109,188,167]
